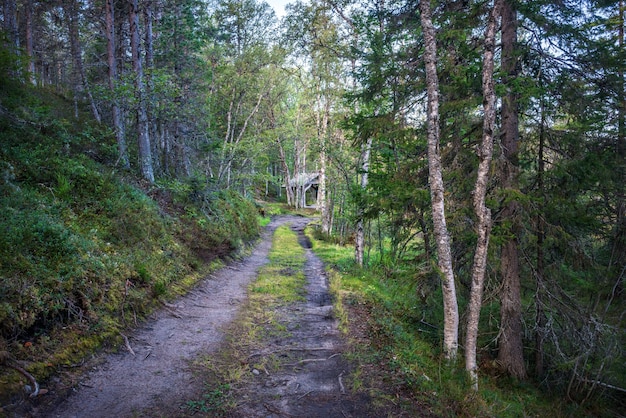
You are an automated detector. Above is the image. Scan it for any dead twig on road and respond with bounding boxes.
[338,370,345,394]
[120,333,135,356]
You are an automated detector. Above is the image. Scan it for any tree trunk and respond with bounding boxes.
[535,94,547,378]
[465,0,500,389]
[355,136,373,267]
[129,0,154,183]
[25,0,36,85]
[3,0,19,52]
[497,0,526,380]
[65,0,101,122]
[276,138,295,206]
[316,91,331,234]
[419,0,459,361]
[106,0,129,169]
[613,0,626,296]
[144,0,159,176]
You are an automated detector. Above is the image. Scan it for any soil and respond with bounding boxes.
[5,215,423,418]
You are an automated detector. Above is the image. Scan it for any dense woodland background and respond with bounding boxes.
[0,0,624,415]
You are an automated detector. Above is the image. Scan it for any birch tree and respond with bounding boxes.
[465,0,500,389]
[106,0,129,168]
[129,0,154,183]
[355,136,372,267]
[419,0,459,360]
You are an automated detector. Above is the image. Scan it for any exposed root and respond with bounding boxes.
[247,347,334,360]
[1,351,40,397]
[263,402,296,417]
[163,305,183,318]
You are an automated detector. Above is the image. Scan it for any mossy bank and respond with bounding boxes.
[0,84,263,405]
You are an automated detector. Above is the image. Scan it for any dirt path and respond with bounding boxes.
[16,215,310,417]
[228,220,376,417]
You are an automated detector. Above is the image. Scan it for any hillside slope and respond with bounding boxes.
[0,82,261,406]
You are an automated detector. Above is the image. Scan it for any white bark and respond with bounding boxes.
[106,0,129,169]
[419,0,459,360]
[465,0,500,390]
[355,136,373,267]
[129,0,154,183]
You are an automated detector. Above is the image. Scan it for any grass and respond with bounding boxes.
[250,225,307,304]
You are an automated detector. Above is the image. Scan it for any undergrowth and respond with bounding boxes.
[306,224,597,418]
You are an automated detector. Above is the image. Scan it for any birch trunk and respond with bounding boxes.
[315,90,331,233]
[465,0,500,389]
[419,0,459,360]
[106,0,129,169]
[277,138,295,206]
[25,0,36,85]
[355,137,373,267]
[143,1,160,175]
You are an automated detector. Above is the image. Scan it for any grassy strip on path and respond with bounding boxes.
[187,223,307,416]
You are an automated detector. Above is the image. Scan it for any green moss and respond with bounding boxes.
[186,223,309,409]
[251,225,306,305]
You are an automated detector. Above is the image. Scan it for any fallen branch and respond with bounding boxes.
[284,353,341,367]
[297,390,314,400]
[580,378,626,393]
[338,370,345,394]
[120,333,135,356]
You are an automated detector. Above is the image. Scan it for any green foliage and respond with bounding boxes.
[165,179,260,260]
[185,384,233,416]
[308,231,593,417]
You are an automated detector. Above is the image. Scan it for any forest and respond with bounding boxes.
[0,0,624,415]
